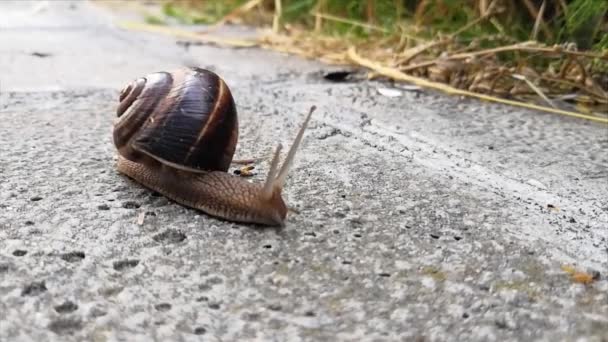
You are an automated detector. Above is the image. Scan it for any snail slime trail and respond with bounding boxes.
[113,66,316,226]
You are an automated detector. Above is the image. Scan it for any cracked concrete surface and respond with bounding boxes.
[1,1,607,341]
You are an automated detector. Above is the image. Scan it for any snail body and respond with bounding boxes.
[113,67,314,226]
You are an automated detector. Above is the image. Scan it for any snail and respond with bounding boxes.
[113,67,315,226]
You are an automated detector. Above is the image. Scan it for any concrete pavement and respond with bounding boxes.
[1,1,607,341]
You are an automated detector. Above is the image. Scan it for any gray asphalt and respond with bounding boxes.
[1,1,607,341]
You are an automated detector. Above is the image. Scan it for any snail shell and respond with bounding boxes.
[113,67,238,172]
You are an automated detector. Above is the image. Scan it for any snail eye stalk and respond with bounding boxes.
[273,106,316,191]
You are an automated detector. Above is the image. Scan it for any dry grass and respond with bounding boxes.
[115,0,608,123]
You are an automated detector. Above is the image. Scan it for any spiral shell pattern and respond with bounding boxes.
[113,67,238,172]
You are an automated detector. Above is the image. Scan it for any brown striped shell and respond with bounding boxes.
[113,67,238,173]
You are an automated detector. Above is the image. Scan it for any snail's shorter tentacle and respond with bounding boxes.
[274,105,316,189]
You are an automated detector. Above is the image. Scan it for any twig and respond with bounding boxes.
[512,73,556,108]
[273,0,282,33]
[366,0,375,25]
[314,0,326,32]
[311,12,389,33]
[479,0,489,15]
[451,42,607,60]
[398,40,447,66]
[397,2,497,66]
[521,0,553,40]
[400,58,438,72]
[531,0,546,41]
[540,76,607,101]
[557,0,569,15]
[347,47,608,124]
[414,0,429,25]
